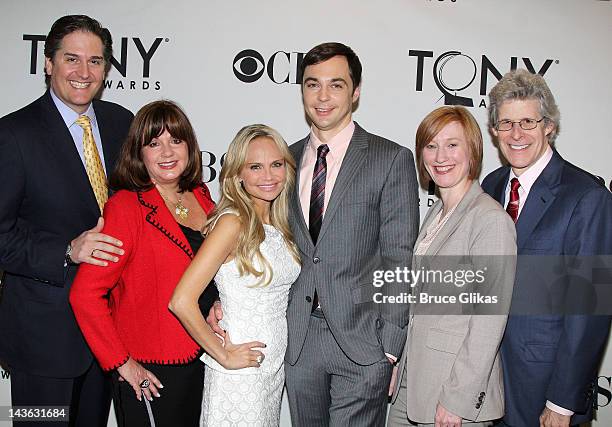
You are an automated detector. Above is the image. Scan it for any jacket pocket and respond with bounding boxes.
[523,342,557,363]
[352,283,375,304]
[425,328,465,354]
[522,238,553,251]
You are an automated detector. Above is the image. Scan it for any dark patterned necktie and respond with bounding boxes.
[506,177,521,223]
[309,144,330,244]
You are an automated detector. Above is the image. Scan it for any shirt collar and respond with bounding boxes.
[509,145,553,193]
[50,88,98,129]
[308,121,355,153]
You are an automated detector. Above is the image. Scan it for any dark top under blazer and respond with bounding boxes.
[482,149,612,426]
[285,123,420,365]
[0,91,133,377]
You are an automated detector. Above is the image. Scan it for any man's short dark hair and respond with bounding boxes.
[44,15,113,65]
[300,42,362,93]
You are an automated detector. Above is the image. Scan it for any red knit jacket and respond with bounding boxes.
[69,184,214,371]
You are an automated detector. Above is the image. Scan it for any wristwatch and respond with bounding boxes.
[64,243,75,266]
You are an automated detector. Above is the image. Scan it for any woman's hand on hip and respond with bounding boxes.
[220,332,266,370]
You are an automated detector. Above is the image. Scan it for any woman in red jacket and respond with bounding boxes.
[70,100,225,426]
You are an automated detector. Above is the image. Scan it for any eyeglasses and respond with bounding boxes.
[495,117,547,131]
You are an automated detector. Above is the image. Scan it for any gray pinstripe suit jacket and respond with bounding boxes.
[285,123,419,366]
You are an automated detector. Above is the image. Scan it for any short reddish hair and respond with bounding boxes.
[415,106,483,187]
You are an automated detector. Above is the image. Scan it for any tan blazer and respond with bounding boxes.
[393,181,517,423]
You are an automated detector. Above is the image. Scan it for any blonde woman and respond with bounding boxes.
[170,124,301,426]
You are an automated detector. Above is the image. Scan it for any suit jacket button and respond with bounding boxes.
[313,257,320,264]
[306,296,312,303]
[475,403,481,409]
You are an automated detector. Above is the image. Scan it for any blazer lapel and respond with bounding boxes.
[39,92,101,218]
[424,181,483,256]
[412,182,482,296]
[192,184,214,215]
[515,151,562,250]
[315,123,368,245]
[415,197,442,249]
[138,188,194,259]
[411,200,442,294]
[291,137,314,248]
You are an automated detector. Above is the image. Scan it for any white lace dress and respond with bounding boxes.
[200,218,300,426]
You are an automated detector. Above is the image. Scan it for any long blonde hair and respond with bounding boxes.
[209,124,300,286]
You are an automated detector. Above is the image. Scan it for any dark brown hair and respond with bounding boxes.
[415,106,483,187]
[110,100,203,192]
[300,42,362,93]
[45,15,113,65]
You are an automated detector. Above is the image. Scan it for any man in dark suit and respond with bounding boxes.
[282,43,419,426]
[482,69,612,427]
[0,15,133,426]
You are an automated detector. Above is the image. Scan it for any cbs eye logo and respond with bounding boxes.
[232,49,305,84]
[233,50,265,83]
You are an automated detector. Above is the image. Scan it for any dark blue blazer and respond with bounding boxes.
[0,91,133,377]
[482,150,612,426]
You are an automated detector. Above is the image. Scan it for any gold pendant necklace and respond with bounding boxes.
[174,196,189,220]
[158,188,190,220]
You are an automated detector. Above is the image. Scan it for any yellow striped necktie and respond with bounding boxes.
[75,115,108,212]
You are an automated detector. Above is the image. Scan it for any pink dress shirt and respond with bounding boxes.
[298,122,355,224]
[503,146,553,217]
[296,121,397,362]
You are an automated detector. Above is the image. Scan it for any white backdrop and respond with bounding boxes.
[1,1,611,425]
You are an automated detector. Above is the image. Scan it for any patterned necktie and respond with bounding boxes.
[506,177,521,223]
[76,115,108,213]
[309,144,330,244]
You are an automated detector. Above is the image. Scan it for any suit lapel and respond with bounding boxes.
[192,184,214,215]
[515,151,562,249]
[315,123,368,245]
[411,200,442,294]
[424,181,483,256]
[414,199,442,249]
[93,99,121,176]
[39,92,101,218]
[412,182,482,295]
[138,188,194,259]
[290,137,313,248]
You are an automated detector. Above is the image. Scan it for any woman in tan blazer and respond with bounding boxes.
[388,106,517,427]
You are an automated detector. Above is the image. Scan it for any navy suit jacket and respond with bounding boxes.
[482,150,612,426]
[0,91,133,377]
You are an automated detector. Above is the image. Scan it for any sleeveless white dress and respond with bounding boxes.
[200,215,300,426]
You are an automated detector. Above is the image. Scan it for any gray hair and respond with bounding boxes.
[488,69,560,144]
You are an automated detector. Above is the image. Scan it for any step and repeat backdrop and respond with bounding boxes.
[1,1,611,425]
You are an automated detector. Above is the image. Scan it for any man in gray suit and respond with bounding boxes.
[283,42,419,426]
[208,42,418,425]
